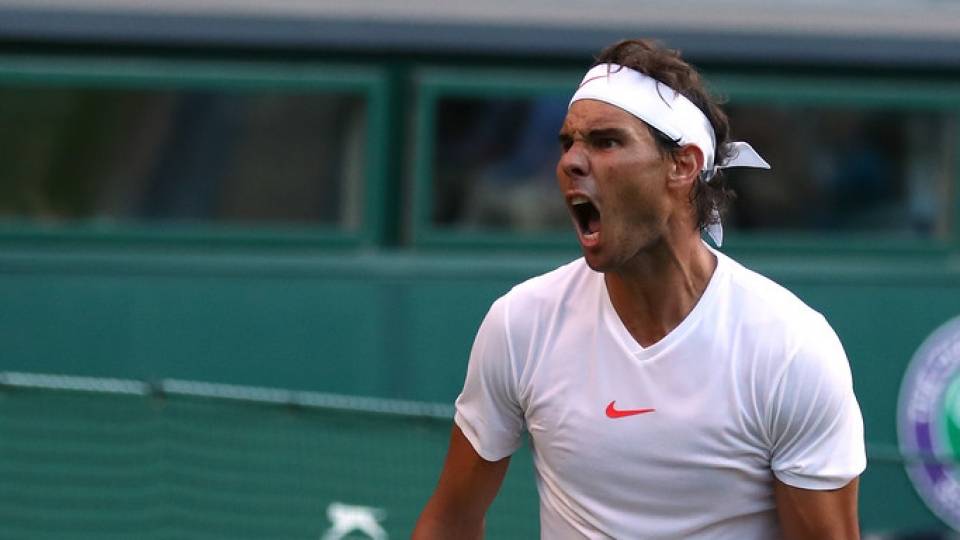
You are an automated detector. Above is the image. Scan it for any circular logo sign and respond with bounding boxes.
[898,315,960,530]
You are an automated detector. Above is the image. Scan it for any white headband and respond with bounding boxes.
[569,63,770,246]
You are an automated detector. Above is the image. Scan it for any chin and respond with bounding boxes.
[581,249,616,273]
[581,237,655,274]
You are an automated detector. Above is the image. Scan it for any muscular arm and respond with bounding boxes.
[413,425,511,539]
[774,477,860,540]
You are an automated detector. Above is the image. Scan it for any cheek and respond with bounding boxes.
[602,162,650,201]
[609,169,668,223]
[555,162,567,189]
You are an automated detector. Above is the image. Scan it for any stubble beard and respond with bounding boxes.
[582,227,660,275]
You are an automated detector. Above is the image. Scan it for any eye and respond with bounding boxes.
[595,137,619,149]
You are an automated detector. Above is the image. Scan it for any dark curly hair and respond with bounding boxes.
[593,39,735,232]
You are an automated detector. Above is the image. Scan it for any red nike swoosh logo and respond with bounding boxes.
[605,400,655,418]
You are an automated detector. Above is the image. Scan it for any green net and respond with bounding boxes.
[0,374,539,539]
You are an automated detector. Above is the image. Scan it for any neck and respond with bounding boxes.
[604,232,717,348]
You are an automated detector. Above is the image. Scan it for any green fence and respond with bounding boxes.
[0,374,539,539]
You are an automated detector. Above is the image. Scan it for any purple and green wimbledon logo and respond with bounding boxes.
[898,315,960,530]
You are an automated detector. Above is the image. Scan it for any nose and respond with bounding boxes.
[558,141,590,179]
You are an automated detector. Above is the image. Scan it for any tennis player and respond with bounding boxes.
[414,39,865,539]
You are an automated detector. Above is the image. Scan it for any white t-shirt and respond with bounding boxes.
[454,251,866,539]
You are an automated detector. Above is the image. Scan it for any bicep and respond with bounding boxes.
[432,424,512,513]
[413,425,511,539]
[774,476,860,540]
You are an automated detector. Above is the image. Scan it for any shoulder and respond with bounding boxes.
[720,253,819,323]
[716,252,848,381]
[490,257,597,348]
[500,257,596,312]
[716,256,861,458]
[718,252,833,342]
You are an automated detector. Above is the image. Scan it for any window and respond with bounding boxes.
[412,70,575,247]
[414,69,960,251]
[0,57,387,245]
[723,105,954,239]
[431,96,569,233]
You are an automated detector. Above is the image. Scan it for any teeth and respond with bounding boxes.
[570,195,589,205]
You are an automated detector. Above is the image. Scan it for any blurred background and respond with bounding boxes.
[0,0,959,538]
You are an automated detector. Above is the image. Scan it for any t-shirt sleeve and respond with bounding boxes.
[454,296,525,462]
[767,315,867,490]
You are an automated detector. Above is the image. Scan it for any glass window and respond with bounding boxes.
[723,105,954,237]
[0,87,367,229]
[426,89,955,241]
[432,95,569,233]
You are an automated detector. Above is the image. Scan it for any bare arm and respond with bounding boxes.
[413,425,511,539]
[774,477,860,540]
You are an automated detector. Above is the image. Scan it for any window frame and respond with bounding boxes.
[0,55,390,248]
[411,67,960,255]
[411,68,578,250]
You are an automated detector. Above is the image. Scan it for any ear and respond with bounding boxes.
[666,144,705,194]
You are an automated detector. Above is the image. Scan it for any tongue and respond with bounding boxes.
[586,206,601,235]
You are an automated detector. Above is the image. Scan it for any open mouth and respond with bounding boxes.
[570,195,601,239]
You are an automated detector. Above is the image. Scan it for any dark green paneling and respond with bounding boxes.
[2,250,958,413]
[860,460,945,533]
[0,250,564,402]
[0,387,539,539]
[708,74,960,108]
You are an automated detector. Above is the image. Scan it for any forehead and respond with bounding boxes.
[561,99,647,133]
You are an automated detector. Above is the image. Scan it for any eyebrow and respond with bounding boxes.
[558,127,631,144]
[588,127,630,139]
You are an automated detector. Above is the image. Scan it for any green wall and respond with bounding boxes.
[2,245,959,534]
